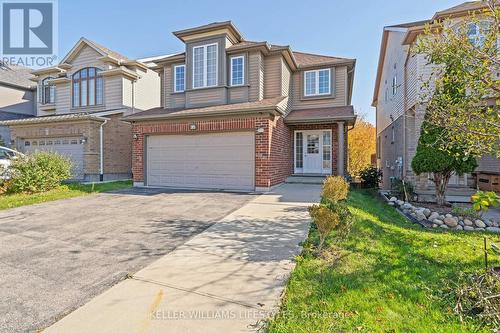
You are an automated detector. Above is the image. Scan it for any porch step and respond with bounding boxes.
[285,175,326,184]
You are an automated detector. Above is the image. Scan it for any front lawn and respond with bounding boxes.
[0,180,132,210]
[268,189,500,332]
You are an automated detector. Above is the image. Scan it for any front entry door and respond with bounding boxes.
[303,132,322,173]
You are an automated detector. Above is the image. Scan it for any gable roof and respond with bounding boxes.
[59,37,130,65]
[173,21,243,43]
[432,1,490,19]
[0,62,35,89]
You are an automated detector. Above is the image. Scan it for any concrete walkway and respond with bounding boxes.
[45,184,321,333]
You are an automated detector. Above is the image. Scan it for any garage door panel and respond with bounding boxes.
[23,137,84,180]
[146,132,255,190]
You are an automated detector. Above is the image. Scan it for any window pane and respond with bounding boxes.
[81,80,87,106]
[307,134,319,154]
[206,44,217,86]
[88,78,95,105]
[80,69,87,79]
[88,67,95,77]
[322,131,331,169]
[295,132,303,169]
[318,69,330,94]
[96,76,103,104]
[73,82,80,107]
[231,57,243,86]
[73,72,80,80]
[305,71,316,95]
[175,65,185,92]
[49,85,55,103]
[193,47,204,88]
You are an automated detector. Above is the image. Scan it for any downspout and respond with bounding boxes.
[99,118,108,182]
[131,80,136,114]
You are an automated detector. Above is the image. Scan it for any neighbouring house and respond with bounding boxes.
[0,62,37,146]
[372,1,500,197]
[124,21,356,191]
[0,38,161,181]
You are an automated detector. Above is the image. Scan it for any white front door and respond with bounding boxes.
[303,132,323,173]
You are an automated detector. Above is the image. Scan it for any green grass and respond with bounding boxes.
[0,180,132,210]
[268,189,500,333]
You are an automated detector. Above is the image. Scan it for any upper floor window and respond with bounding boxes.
[392,75,397,95]
[304,68,331,97]
[467,22,488,47]
[230,56,244,86]
[72,67,103,108]
[193,43,218,89]
[174,64,185,92]
[41,77,55,104]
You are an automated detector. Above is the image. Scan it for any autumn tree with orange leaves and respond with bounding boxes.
[348,117,376,177]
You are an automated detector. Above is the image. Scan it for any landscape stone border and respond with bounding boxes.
[379,192,500,234]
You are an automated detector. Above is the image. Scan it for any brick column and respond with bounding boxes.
[337,121,345,177]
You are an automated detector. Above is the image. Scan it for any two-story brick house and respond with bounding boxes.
[125,22,356,191]
[373,1,500,197]
[1,38,160,181]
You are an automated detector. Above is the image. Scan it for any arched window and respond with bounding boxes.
[41,77,55,104]
[72,67,103,107]
[466,21,490,47]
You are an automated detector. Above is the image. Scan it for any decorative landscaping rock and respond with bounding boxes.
[433,219,444,225]
[402,203,413,210]
[382,192,499,234]
[486,227,500,233]
[474,220,486,228]
[463,219,473,226]
[444,216,458,227]
[416,212,426,221]
[428,212,440,221]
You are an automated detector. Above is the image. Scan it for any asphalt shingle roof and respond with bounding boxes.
[0,62,35,89]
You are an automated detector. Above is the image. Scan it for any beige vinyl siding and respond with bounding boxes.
[264,55,282,98]
[104,76,123,109]
[281,58,291,97]
[159,72,164,107]
[185,87,226,108]
[406,53,419,110]
[133,67,160,111]
[122,78,133,108]
[69,45,105,71]
[291,65,347,110]
[55,82,71,113]
[163,64,187,109]
[248,51,264,102]
[228,86,248,103]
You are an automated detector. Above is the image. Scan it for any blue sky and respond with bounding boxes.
[59,0,462,124]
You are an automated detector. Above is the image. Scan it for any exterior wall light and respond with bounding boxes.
[190,124,197,130]
[133,133,139,140]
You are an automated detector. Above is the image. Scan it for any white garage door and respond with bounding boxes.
[146,132,255,191]
[23,137,85,180]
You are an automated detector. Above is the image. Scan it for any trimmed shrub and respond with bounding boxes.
[309,176,353,252]
[321,176,349,203]
[5,151,72,193]
[359,166,383,188]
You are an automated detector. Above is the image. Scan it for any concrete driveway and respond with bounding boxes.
[0,188,254,333]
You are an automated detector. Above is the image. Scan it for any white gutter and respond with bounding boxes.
[99,118,109,181]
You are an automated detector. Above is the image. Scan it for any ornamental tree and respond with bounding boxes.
[412,113,478,205]
[413,0,499,158]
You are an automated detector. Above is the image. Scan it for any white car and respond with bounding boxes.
[0,146,24,177]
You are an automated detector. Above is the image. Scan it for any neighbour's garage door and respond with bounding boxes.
[146,132,255,191]
[23,137,85,180]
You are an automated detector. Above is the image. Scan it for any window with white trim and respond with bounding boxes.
[72,67,103,107]
[304,68,331,96]
[392,75,397,95]
[192,43,218,89]
[467,21,489,47]
[230,56,244,86]
[41,77,55,104]
[174,64,185,92]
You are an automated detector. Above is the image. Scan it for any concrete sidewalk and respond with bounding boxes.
[45,184,321,333]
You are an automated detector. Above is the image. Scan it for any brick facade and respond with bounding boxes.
[131,115,343,189]
[9,113,132,181]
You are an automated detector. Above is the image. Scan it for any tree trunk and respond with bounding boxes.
[434,172,452,206]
